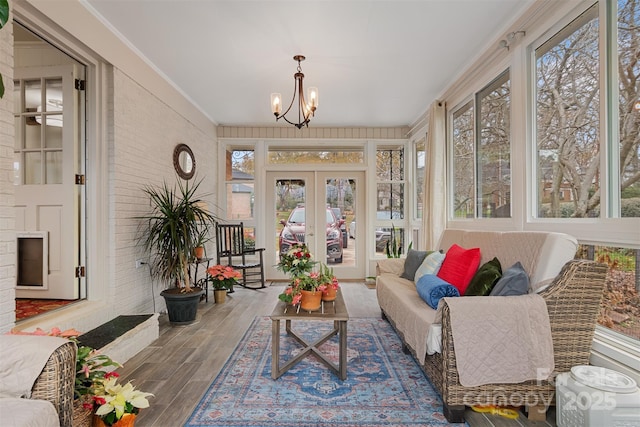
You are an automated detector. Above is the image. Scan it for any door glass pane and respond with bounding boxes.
[276,179,306,258]
[13,152,21,185]
[45,116,63,148]
[45,78,63,113]
[14,116,21,149]
[24,79,40,112]
[24,116,41,149]
[326,178,354,266]
[24,152,42,185]
[45,151,62,184]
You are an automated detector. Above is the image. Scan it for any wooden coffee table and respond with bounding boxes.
[270,291,349,380]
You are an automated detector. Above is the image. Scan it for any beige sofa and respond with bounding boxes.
[376,229,608,423]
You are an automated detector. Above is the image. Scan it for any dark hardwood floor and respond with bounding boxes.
[116,282,556,427]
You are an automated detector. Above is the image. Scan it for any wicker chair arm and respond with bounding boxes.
[538,259,608,372]
[31,340,77,427]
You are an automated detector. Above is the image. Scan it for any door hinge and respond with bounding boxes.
[75,174,85,185]
[75,266,85,278]
[75,79,85,91]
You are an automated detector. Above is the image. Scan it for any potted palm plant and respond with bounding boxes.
[138,177,217,325]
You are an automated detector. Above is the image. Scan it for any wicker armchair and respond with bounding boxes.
[421,259,608,422]
[30,341,77,427]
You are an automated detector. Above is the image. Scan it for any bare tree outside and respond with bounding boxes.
[452,102,475,218]
[478,71,511,218]
[536,0,640,218]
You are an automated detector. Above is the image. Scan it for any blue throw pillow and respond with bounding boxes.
[416,274,460,309]
[489,261,529,296]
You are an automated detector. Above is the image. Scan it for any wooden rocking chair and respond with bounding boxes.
[216,222,266,289]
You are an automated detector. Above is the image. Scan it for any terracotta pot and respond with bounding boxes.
[93,413,136,427]
[194,246,205,259]
[214,289,227,303]
[322,286,337,302]
[299,289,322,312]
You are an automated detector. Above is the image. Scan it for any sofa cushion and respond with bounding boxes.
[465,257,502,296]
[414,251,446,282]
[490,262,529,296]
[437,244,481,295]
[416,274,460,309]
[0,398,60,427]
[400,249,430,280]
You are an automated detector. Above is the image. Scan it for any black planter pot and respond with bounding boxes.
[160,287,204,325]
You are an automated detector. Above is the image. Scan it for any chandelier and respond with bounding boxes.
[271,55,318,129]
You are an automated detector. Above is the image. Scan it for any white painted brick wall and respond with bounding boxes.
[111,69,217,316]
[0,17,15,334]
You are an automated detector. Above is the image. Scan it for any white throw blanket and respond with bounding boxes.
[439,294,555,387]
[0,335,71,399]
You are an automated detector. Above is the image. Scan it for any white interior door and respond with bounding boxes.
[266,170,365,280]
[14,64,82,299]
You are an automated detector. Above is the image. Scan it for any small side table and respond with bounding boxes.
[270,291,349,380]
[189,257,212,302]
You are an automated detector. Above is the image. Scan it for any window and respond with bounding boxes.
[617,0,640,218]
[415,139,425,219]
[477,70,511,218]
[225,149,255,220]
[376,146,405,254]
[268,149,363,164]
[452,101,475,218]
[535,6,600,218]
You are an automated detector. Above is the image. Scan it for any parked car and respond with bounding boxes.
[279,207,344,263]
[350,211,403,252]
[331,207,348,248]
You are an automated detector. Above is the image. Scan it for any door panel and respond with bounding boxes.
[14,65,81,299]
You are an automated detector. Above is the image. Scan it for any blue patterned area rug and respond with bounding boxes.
[185,317,465,427]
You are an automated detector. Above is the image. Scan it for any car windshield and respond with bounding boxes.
[288,209,335,224]
[327,210,336,223]
[288,210,305,223]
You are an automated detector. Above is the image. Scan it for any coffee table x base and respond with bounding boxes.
[270,292,349,381]
[271,318,347,380]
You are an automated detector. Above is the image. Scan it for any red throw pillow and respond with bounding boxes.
[436,244,481,295]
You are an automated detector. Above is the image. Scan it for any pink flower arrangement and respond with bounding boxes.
[278,262,339,304]
[206,264,242,290]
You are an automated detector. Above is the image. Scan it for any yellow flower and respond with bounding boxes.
[94,376,153,422]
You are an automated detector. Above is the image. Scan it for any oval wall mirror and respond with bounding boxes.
[173,143,195,180]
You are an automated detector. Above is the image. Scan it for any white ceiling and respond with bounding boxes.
[82,0,533,128]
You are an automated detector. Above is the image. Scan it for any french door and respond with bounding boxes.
[14,64,84,299]
[266,171,365,280]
